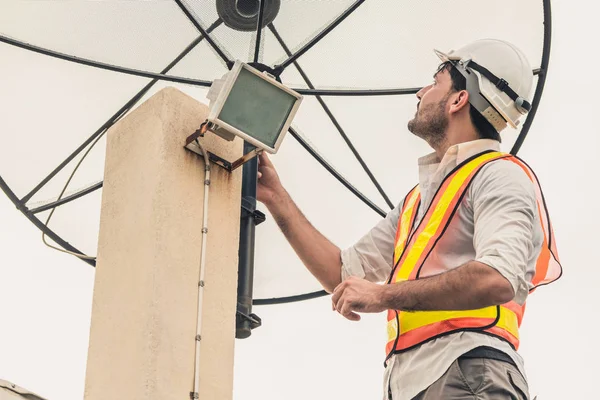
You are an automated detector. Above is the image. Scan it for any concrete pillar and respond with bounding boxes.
[84,87,243,400]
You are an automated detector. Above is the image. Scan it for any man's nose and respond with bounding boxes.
[416,84,430,100]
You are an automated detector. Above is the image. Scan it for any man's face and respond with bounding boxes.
[407,66,454,147]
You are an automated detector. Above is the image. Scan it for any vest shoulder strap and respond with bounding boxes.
[392,150,509,283]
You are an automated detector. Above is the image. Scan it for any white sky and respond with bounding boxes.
[1,1,599,399]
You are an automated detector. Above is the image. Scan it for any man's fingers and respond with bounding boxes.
[335,293,349,313]
[347,312,361,321]
[332,285,361,321]
[340,302,361,321]
[331,283,344,307]
[258,152,273,167]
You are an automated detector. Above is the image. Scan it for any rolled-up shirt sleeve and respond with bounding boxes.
[471,161,542,305]
[340,203,401,283]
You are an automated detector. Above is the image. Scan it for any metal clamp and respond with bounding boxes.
[184,126,264,172]
[241,197,266,225]
[236,310,262,330]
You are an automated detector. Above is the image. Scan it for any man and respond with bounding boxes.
[256,39,561,399]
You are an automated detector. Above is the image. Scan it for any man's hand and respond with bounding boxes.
[257,153,284,206]
[331,276,387,321]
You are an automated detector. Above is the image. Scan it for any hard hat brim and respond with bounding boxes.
[433,49,461,63]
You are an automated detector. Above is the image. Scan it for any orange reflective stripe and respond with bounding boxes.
[509,157,551,285]
[393,152,507,283]
[393,316,497,351]
[393,187,421,265]
[506,157,562,288]
[399,307,497,333]
[535,244,551,286]
[393,305,520,351]
[386,310,398,354]
[397,305,519,337]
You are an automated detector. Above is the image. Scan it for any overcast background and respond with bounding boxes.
[1,1,598,399]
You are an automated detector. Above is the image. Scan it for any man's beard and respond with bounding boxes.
[407,97,449,148]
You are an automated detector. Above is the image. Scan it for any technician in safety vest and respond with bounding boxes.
[256,39,561,400]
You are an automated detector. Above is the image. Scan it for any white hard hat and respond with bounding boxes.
[434,39,534,132]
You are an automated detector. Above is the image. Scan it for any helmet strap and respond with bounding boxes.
[448,61,508,132]
[465,60,531,114]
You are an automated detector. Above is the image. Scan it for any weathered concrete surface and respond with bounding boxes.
[84,87,242,400]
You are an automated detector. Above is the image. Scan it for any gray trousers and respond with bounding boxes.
[412,357,531,400]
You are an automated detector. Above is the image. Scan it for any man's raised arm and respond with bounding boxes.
[256,153,342,292]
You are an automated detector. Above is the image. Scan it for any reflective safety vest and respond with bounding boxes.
[385,151,561,360]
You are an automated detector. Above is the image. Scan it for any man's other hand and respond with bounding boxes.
[331,276,387,321]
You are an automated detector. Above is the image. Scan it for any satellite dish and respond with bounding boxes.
[0,379,48,400]
[0,0,551,306]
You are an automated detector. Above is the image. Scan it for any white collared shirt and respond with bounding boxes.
[341,139,542,400]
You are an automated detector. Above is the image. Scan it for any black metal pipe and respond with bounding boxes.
[289,127,386,218]
[510,0,552,155]
[29,182,103,214]
[253,0,266,63]
[0,35,213,89]
[294,87,421,97]
[253,289,328,305]
[293,70,537,96]
[0,34,427,98]
[236,142,259,339]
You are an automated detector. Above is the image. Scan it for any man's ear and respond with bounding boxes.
[449,90,470,115]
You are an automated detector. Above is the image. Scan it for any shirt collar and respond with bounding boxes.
[418,139,501,168]
[416,139,501,195]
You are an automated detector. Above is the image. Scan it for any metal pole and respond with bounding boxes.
[236,142,262,338]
